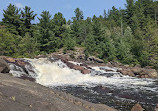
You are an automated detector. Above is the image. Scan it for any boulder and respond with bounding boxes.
[72,65,91,74]
[142,69,158,78]
[144,75,149,78]
[35,55,47,59]
[140,75,145,78]
[119,69,135,77]
[131,67,143,75]
[105,62,113,67]
[2,57,36,81]
[80,63,92,69]
[81,68,91,74]
[110,61,123,67]
[0,58,10,73]
[119,64,158,78]
[131,104,144,111]
[88,56,104,63]
[61,59,91,74]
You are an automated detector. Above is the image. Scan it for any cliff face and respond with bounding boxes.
[0,74,117,111]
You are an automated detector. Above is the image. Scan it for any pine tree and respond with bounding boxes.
[21,6,37,36]
[2,4,22,35]
[38,11,54,52]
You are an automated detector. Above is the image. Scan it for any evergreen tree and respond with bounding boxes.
[53,12,66,38]
[21,6,37,36]
[38,11,54,52]
[2,4,22,35]
[18,32,38,57]
[0,29,19,56]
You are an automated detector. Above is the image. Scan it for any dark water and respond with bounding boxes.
[52,82,158,111]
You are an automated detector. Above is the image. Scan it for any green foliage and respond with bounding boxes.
[0,29,19,56]
[18,32,38,57]
[37,11,54,52]
[1,1,158,68]
[2,4,22,35]
[21,6,37,36]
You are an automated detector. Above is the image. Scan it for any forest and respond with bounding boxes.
[0,0,158,68]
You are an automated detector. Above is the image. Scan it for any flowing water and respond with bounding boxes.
[8,58,158,111]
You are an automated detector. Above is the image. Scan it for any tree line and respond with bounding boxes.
[0,0,158,68]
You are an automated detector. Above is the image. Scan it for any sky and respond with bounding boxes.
[0,0,127,22]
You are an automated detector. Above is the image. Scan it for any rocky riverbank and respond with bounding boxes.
[46,48,158,79]
[0,53,158,111]
[0,73,118,111]
[1,47,158,79]
[0,56,119,111]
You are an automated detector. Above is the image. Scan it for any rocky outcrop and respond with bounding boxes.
[61,59,91,74]
[131,104,144,111]
[2,54,158,79]
[119,69,135,77]
[118,65,158,79]
[1,57,36,81]
[87,56,104,63]
[0,73,117,111]
[0,58,10,73]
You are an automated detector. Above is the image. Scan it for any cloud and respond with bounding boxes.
[15,3,24,8]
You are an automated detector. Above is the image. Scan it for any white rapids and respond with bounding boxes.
[8,57,158,111]
[11,58,154,92]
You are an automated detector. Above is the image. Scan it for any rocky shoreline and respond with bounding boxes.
[0,54,158,111]
[0,73,117,111]
[48,49,158,79]
[0,56,118,111]
[1,47,158,79]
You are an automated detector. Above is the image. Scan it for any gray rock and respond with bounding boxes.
[88,56,104,63]
[0,74,117,111]
[144,69,158,78]
[0,58,10,73]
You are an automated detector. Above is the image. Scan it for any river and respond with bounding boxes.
[8,57,158,111]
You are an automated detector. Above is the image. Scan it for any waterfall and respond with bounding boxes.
[7,57,158,111]
[8,58,156,90]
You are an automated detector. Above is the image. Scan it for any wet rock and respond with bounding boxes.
[0,58,10,73]
[131,104,144,111]
[80,63,92,69]
[119,69,135,77]
[140,75,145,78]
[88,56,104,63]
[105,62,113,67]
[110,61,123,67]
[81,69,91,74]
[119,64,158,78]
[19,76,35,82]
[2,57,36,81]
[72,64,91,74]
[35,55,47,59]
[61,59,91,74]
[131,67,143,75]
[144,75,149,78]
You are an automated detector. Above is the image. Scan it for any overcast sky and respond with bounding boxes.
[0,0,126,22]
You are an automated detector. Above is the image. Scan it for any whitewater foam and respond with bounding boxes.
[24,58,155,89]
[8,57,157,92]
